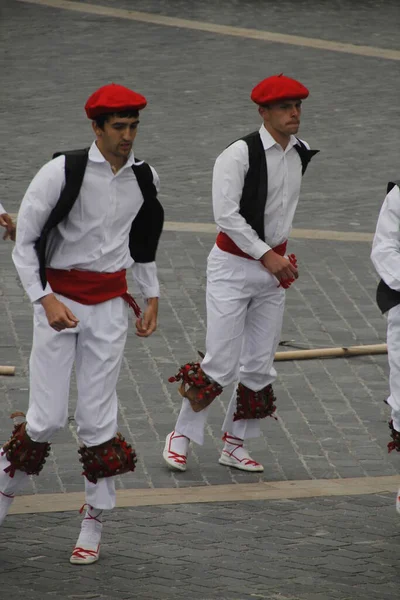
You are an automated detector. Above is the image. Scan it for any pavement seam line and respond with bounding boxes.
[17,0,400,62]
[9,475,400,515]
[163,222,374,242]
[8,215,374,242]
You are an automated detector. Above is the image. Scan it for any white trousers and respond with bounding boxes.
[0,295,128,509]
[175,245,285,445]
[387,304,400,432]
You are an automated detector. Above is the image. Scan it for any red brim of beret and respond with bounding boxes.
[251,74,309,105]
[85,83,147,119]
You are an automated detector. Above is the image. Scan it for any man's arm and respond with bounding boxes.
[371,185,400,290]
[13,157,80,330]
[0,203,16,241]
[12,157,65,303]
[132,262,159,337]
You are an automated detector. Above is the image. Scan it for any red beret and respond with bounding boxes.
[251,74,309,106]
[85,83,147,119]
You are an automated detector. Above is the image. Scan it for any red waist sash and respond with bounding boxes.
[46,268,141,317]
[216,232,287,259]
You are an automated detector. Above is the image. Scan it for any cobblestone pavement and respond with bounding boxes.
[1,493,400,600]
[1,232,394,494]
[1,0,400,598]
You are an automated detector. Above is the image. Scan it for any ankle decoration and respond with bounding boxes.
[169,362,223,412]
[2,417,51,477]
[78,433,137,484]
[233,383,277,421]
[388,420,400,453]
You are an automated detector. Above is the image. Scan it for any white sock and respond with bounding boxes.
[75,505,103,550]
[0,491,14,526]
[170,431,189,455]
[222,432,249,461]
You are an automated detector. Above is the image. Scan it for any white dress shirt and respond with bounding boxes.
[212,125,309,259]
[371,185,400,290]
[0,203,6,214]
[13,142,160,303]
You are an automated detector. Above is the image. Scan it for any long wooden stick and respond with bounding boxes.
[274,343,387,361]
[0,366,15,376]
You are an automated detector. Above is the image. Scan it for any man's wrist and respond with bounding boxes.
[146,297,159,306]
[40,293,56,307]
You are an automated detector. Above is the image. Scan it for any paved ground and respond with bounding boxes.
[1,0,400,598]
[1,493,400,600]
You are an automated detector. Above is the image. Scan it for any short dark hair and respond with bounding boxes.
[94,109,139,130]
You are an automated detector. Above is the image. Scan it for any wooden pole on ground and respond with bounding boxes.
[274,343,387,361]
[0,366,16,376]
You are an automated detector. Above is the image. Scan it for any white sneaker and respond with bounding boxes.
[0,491,14,526]
[70,505,102,565]
[396,487,400,515]
[218,433,264,473]
[163,431,189,472]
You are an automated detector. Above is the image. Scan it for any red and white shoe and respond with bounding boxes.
[70,544,100,565]
[219,433,264,472]
[70,505,102,565]
[163,431,189,472]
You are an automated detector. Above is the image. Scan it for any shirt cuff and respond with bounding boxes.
[0,203,5,215]
[142,285,160,300]
[248,239,271,260]
[131,262,160,299]
[27,282,53,303]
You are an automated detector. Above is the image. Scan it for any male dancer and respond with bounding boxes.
[0,83,163,563]
[165,74,318,473]
[371,179,400,512]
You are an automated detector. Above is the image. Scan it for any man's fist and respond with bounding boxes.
[260,249,298,284]
[40,294,79,331]
[0,213,16,241]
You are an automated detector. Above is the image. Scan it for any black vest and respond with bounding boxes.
[237,131,319,240]
[35,148,164,289]
[376,180,400,314]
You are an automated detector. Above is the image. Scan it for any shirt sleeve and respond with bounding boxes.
[212,141,271,259]
[149,166,160,193]
[0,203,6,215]
[371,185,400,291]
[12,157,66,303]
[131,261,160,299]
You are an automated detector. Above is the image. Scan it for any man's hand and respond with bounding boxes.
[0,213,16,241]
[260,249,298,284]
[40,294,79,331]
[136,298,158,337]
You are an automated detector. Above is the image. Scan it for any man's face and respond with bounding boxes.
[94,115,140,159]
[260,99,302,137]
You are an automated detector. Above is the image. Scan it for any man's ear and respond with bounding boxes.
[258,106,269,122]
[92,120,103,138]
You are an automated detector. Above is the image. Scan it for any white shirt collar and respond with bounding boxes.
[88,141,136,168]
[259,125,298,152]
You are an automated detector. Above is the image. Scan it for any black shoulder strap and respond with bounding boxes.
[48,149,89,229]
[36,148,89,289]
[387,180,400,194]
[294,138,319,175]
